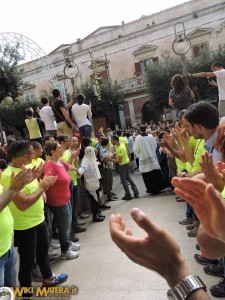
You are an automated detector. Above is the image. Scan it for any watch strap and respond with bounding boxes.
[167,275,207,299]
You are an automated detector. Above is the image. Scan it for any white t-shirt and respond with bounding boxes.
[71,103,91,128]
[214,69,225,101]
[39,106,57,130]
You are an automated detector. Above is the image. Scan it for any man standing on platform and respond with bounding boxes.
[52,89,78,137]
[40,97,57,138]
[189,61,225,117]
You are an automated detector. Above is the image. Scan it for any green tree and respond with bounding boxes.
[187,46,225,100]
[0,43,25,101]
[145,52,182,109]
[80,80,124,118]
[143,52,182,122]
[0,100,40,137]
[144,46,225,120]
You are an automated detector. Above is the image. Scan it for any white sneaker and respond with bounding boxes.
[76,218,86,225]
[60,248,79,260]
[48,246,58,258]
[51,242,60,249]
[71,242,81,251]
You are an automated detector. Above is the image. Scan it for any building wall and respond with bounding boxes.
[21,0,225,89]
[19,0,225,127]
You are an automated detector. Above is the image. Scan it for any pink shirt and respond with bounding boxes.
[44,160,71,206]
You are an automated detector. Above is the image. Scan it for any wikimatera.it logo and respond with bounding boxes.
[0,286,78,299]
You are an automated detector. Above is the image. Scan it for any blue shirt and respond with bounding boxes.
[126,136,134,153]
[204,131,222,163]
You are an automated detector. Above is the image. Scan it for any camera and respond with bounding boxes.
[207,77,212,83]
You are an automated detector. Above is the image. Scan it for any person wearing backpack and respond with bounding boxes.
[169,74,195,117]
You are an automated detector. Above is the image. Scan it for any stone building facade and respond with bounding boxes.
[20,0,225,128]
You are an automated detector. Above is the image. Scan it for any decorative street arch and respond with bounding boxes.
[0,32,67,101]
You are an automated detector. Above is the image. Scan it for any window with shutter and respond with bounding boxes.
[134,62,142,76]
[191,42,209,57]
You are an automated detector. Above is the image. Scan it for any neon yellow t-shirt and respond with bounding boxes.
[175,158,186,173]
[221,187,225,199]
[191,139,205,173]
[184,137,198,173]
[27,157,44,168]
[91,138,98,148]
[0,166,44,230]
[61,150,77,186]
[119,136,128,146]
[25,118,41,139]
[0,185,14,257]
[116,143,130,165]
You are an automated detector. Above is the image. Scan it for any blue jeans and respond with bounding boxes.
[0,245,17,287]
[186,203,194,219]
[48,202,72,253]
[79,124,92,138]
[119,163,139,196]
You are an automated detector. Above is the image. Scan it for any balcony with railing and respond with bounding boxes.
[119,76,146,94]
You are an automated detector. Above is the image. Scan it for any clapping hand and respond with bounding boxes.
[109,208,191,287]
[172,177,225,242]
[9,167,33,192]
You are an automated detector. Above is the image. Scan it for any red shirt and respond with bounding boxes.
[44,160,71,206]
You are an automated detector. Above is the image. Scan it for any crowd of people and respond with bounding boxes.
[110,104,225,297]
[1,61,225,299]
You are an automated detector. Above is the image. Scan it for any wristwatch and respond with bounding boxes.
[167,275,207,299]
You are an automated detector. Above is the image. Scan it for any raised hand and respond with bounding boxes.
[9,167,33,192]
[180,129,189,144]
[39,174,58,192]
[216,161,225,182]
[209,80,218,87]
[172,177,225,242]
[163,133,173,145]
[199,152,224,191]
[109,208,191,287]
[72,148,80,159]
[197,225,225,259]
[157,139,168,148]
[172,128,182,146]
[33,162,45,179]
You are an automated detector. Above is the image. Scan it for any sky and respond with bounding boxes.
[0,0,188,55]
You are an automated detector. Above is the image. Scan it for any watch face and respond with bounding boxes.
[0,287,13,300]
[64,62,79,79]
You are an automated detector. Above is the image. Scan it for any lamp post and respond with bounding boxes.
[172,22,191,84]
[63,49,79,95]
[89,48,101,100]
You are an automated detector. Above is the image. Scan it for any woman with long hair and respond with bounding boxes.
[169,74,195,116]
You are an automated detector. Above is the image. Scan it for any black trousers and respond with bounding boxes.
[102,168,113,200]
[88,189,101,217]
[14,221,52,297]
[142,169,167,193]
